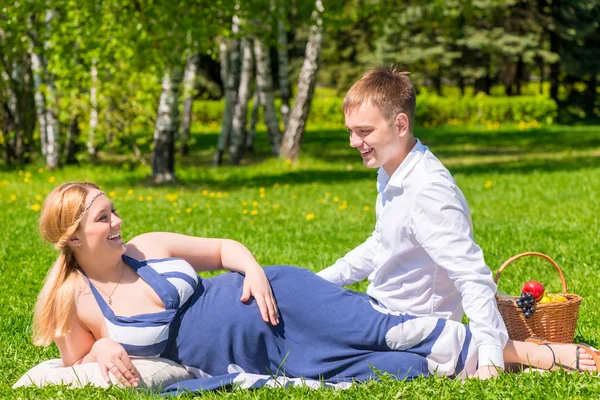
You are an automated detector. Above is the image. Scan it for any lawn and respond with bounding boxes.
[1,123,600,399]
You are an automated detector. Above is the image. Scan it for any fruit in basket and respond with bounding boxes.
[516,292,536,319]
[538,293,567,303]
[539,294,551,303]
[522,280,545,301]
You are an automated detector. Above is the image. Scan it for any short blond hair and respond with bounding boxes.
[343,65,416,128]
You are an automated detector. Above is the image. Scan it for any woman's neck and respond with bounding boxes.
[76,253,126,283]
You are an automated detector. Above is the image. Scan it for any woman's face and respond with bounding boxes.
[75,189,126,256]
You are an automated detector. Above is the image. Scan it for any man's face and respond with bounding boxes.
[345,100,405,173]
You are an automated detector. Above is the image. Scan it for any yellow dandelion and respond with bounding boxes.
[339,204,347,211]
[259,187,265,192]
[127,189,134,195]
[10,194,17,201]
[186,208,192,213]
[243,209,248,215]
[146,196,153,201]
[363,206,370,211]
[35,195,42,201]
[216,192,222,198]
[2,180,8,185]
[172,202,178,207]
[292,195,298,200]
[333,197,339,202]
[38,167,45,173]
[285,159,292,165]
[485,180,493,189]
[169,216,175,222]
[192,202,198,207]
[273,204,280,210]
[31,204,41,211]
[25,171,32,177]
[138,196,144,201]
[109,191,117,197]
[176,209,181,214]
[209,192,215,198]
[252,201,258,207]
[242,201,248,206]
[319,198,325,203]
[251,209,259,216]
[284,184,290,189]
[18,170,23,176]
[325,192,330,197]
[274,183,280,188]
[24,177,30,183]
[260,193,265,198]
[306,213,315,221]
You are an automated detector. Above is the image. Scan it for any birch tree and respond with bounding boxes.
[277,7,291,129]
[228,38,254,165]
[280,0,324,161]
[254,37,281,155]
[152,66,184,183]
[179,52,200,156]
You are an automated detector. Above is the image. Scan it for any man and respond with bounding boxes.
[317,66,508,378]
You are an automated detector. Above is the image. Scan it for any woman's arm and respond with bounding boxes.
[128,232,279,325]
[53,305,140,386]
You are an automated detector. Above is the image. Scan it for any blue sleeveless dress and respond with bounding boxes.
[86,256,478,394]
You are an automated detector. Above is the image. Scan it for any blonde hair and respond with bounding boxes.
[33,181,100,346]
[343,65,416,129]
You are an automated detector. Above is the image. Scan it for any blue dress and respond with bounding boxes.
[85,256,478,394]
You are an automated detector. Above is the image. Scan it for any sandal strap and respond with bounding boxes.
[543,343,578,372]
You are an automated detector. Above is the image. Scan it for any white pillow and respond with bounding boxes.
[12,357,194,391]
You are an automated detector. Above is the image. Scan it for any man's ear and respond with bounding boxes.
[395,113,410,138]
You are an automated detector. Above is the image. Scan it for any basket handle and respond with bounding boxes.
[494,252,568,295]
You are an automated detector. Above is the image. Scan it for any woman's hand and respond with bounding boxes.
[241,267,280,326]
[92,338,140,387]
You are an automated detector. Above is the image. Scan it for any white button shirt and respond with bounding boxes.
[317,139,508,369]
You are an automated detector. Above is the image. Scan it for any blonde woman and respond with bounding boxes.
[32,182,600,393]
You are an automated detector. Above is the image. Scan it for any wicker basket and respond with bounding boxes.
[495,252,582,343]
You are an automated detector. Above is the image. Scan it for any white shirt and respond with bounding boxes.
[317,139,508,369]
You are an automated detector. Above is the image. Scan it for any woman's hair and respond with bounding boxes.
[33,181,100,346]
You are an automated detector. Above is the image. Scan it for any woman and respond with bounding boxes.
[33,182,599,392]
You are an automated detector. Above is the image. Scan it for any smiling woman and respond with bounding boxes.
[26,181,600,395]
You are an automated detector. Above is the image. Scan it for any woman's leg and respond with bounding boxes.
[504,340,598,372]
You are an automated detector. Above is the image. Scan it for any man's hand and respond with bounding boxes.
[472,365,502,380]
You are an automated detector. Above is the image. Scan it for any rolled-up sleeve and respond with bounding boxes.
[410,181,508,369]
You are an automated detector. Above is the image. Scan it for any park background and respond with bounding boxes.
[1,0,600,398]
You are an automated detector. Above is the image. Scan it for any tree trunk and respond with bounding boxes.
[254,37,281,155]
[515,57,524,96]
[214,15,241,166]
[228,38,254,165]
[42,10,60,169]
[152,66,184,183]
[65,116,80,164]
[279,0,324,161]
[246,91,260,152]
[179,53,200,156]
[277,12,291,128]
[88,60,98,159]
[549,31,560,103]
[585,70,597,118]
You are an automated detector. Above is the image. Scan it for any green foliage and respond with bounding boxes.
[2,123,600,398]
[193,93,558,127]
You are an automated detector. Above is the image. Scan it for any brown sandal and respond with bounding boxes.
[525,337,600,373]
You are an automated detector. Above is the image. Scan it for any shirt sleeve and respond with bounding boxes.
[410,181,508,369]
[317,227,380,287]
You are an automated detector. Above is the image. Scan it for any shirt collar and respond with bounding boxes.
[377,138,426,191]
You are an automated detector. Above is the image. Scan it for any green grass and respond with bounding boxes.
[1,122,600,399]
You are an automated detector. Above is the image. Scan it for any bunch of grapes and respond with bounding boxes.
[516,292,536,319]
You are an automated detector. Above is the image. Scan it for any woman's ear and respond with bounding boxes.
[69,236,82,250]
[395,113,410,138]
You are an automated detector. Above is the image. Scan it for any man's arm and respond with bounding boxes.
[317,226,380,286]
[411,181,508,370]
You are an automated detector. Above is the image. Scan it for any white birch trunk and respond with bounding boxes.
[213,15,241,166]
[228,38,254,165]
[27,15,48,157]
[280,0,324,161]
[152,66,183,183]
[277,12,291,129]
[179,53,199,156]
[88,60,98,158]
[246,91,260,152]
[254,37,281,155]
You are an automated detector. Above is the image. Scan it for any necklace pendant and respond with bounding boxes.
[107,297,112,306]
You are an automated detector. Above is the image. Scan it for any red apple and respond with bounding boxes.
[522,281,545,301]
